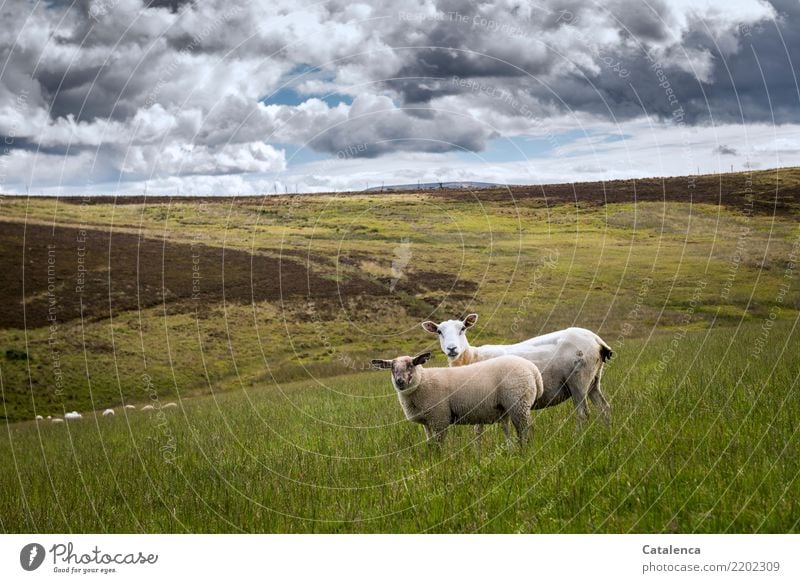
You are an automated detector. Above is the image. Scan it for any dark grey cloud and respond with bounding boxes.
[623,0,800,125]
[147,0,193,12]
[609,0,671,42]
[0,0,796,192]
[714,145,738,156]
[309,104,494,157]
[0,136,87,156]
[381,0,798,126]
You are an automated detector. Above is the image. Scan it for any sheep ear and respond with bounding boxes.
[463,313,478,328]
[412,352,432,366]
[371,359,392,370]
[420,321,439,334]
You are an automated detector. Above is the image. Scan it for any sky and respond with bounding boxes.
[0,0,798,195]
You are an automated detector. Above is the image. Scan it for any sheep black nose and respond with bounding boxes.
[395,378,405,388]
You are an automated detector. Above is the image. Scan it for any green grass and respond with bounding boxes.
[1,169,799,532]
[1,196,798,421]
[1,321,798,533]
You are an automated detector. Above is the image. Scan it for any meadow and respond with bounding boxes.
[1,168,798,532]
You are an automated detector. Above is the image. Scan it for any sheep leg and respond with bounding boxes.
[570,389,590,429]
[499,416,513,445]
[566,359,595,429]
[425,423,448,446]
[509,404,531,447]
[588,381,612,426]
[473,424,484,453]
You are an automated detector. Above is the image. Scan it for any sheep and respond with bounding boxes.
[371,352,542,446]
[64,411,82,420]
[51,418,64,424]
[35,415,43,421]
[102,409,115,417]
[162,402,178,409]
[421,313,613,426]
[141,405,155,411]
[124,404,136,410]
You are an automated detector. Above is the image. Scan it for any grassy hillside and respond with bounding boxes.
[1,321,797,533]
[1,167,798,422]
[0,167,798,532]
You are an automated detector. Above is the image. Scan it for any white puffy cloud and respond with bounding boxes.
[0,0,795,194]
[121,141,286,176]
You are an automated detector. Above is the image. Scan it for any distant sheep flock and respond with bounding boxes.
[35,402,179,424]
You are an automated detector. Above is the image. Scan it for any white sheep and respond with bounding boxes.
[422,314,613,425]
[51,418,64,424]
[124,404,136,410]
[162,402,178,409]
[35,415,43,421]
[141,405,155,411]
[64,411,82,420]
[371,352,542,446]
[102,409,115,417]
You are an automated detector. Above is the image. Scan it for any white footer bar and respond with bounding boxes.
[2,534,797,582]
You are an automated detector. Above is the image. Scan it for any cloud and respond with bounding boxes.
[305,94,494,157]
[0,0,797,193]
[714,145,738,155]
[121,141,286,177]
[754,137,800,153]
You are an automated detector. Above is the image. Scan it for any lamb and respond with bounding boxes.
[421,313,613,425]
[64,411,82,420]
[51,418,64,424]
[35,415,43,421]
[162,402,178,409]
[141,405,155,411]
[371,352,542,446]
[124,405,136,410]
[102,409,115,417]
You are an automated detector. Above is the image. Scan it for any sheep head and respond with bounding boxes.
[371,352,431,391]
[420,313,478,360]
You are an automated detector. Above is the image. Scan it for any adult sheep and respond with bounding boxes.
[371,352,542,446]
[421,314,612,425]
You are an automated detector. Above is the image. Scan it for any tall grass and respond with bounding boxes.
[2,321,797,533]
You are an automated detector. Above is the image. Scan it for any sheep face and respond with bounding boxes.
[421,313,478,359]
[371,353,431,391]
